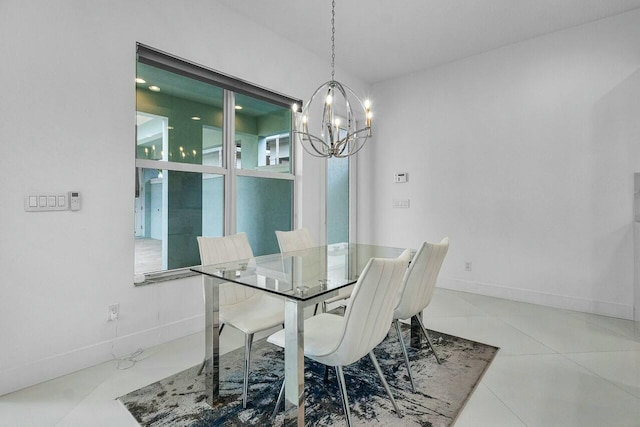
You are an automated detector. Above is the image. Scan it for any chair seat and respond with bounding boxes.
[222,293,285,335]
[267,313,343,362]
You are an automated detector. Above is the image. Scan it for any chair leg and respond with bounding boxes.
[242,333,254,408]
[272,379,285,419]
[197,323,225,376]
[323,365,330,383]
[335,366,352,427]
[394,319,416,392]
[313,303,319,316]
[321,301,327,313]
[369,351,402,417]
[414,315,442,364]
[196,358,207,376]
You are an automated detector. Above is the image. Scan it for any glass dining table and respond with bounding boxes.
[191,243,408,426]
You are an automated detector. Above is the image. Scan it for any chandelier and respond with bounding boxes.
[292,0,372,158]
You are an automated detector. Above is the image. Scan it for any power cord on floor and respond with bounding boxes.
[110,316,150,370]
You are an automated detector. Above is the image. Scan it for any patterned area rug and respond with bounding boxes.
[118,322,497,427]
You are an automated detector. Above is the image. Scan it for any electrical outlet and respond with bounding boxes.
[108,304,119,321]
[465,261,472,272]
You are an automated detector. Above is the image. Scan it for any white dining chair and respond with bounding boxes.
[276,228,352,314]
[393,237,449,392]
[268,250,411,426]
[274,228,315,253]
[197,232,285,409]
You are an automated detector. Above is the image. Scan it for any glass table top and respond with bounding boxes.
[190,243,407,301]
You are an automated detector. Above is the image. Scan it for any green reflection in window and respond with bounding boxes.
[136,62,224,166]
[237,176,292,256]
[235,93,292,173]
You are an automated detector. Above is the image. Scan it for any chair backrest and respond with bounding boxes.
[275,228,315,253]
[197,232,254,265]
[197,233,256,306]
[394,237,449,321]
[321,250,411,367]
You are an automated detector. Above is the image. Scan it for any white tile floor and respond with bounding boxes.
[1,288,639,426]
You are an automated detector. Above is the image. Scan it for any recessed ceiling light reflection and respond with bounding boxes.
[135,77,146,84]
[235,105,243,110]
[191,116,201,121]
[149,85,160,92]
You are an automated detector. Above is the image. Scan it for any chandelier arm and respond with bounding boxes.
[332,137,369,158]
[297,131,330,151]
[333,128,370,155]
[336,140,350,156]
[309,136,330,156]
[344,128,372,144]
[335,133,358,156]
[296,130,332,157]
[304,138,333,157]
[303,146,331,158]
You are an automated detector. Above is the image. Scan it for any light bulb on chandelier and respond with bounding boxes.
[292,0,372,158]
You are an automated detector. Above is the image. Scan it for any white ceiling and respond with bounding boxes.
[218,0,640,84]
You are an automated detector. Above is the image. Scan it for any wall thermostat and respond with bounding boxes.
[69,191,81,211]
[394,172,408,183]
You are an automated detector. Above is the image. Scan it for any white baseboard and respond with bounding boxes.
[0,314,204,397]
[439,277,634,320]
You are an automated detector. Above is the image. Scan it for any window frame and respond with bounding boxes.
[135,44,301,285]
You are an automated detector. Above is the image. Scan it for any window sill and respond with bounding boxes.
[134,268,200,286]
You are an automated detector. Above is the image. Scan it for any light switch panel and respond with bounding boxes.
[392,199,410,208]
[25,193,69,212]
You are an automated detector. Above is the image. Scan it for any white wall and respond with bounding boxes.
[360,10,640,319]
[0,0,368,395]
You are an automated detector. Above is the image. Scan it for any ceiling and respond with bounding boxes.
[218,0,640,84]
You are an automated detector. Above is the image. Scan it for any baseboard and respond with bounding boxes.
[439,277,634,320]
[0,314,204,397]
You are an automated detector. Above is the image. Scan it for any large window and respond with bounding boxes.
[135,45,300,281]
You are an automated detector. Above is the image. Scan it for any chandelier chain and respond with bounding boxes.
[331,0,335,81]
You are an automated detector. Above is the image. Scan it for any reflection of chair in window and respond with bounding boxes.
[196,232,284,409]
[268,253,411,425]
[393,238,449,392]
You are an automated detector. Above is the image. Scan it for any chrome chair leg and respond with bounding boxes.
[321,301,327,313]
[335,366,352,427]
[323,365,330,383]
[414,315,442,364]
[197,323,225,376]
[394,319,416,392]
[272,379,285,419]
[196,359,207,376]
[242,333,254,408]
[369,351,402,417]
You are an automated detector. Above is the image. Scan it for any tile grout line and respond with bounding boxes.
[558,350,640,400]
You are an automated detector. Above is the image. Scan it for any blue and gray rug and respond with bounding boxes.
[118,323,497,426]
